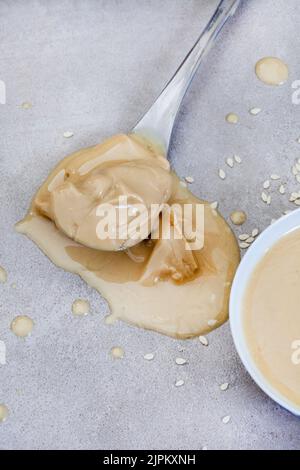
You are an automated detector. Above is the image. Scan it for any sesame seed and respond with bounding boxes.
[63,131,74,138]
[246,237,255,243]
[252,228,259,237]
[199,336,209,346]
[219,169,226,180]
[226,157,234,168]
[290,192,300,201]
[185,176,194,184]
[210,201,219,210]
[239,234,250,241]
[222,415,231,424]
[144,353,155,361]
[294,199,300,206]
[175,358,187,365]
[292,166,298,176]
[279,185,286,195]
[249,107,261,115]
[267,195,272,205]
[220,383,229,391]
[271,174,280,180]
[175,380,185,387]
[263,180,270,189]
[239,242,250,249]
[234,155,242,164]
[261,192,269,203]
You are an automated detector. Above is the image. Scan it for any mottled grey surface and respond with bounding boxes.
[0,0,300,450]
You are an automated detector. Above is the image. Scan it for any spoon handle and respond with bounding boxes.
[132,0,240,154]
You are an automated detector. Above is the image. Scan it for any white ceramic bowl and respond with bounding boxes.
[230,209,300,416]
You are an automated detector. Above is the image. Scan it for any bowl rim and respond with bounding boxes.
[229,208,300,417]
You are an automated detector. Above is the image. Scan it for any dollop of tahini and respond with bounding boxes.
[16,134,240,338]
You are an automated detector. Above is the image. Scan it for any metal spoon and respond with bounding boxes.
[132,0,240,154]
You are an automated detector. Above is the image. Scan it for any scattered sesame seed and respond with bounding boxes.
[252,228,259,237]
[294,199,300,206]
[220,383,229,391]
[63,131,74,138]
[175,380,185,387]
[226,157,234,168]
[199,336,209,346]
[210,201,219,210]
[271,174,280,180]
[249,107,261,115]
[144,353,155,361]
[246,237,255,243]
[292,166,298,176]
[175,357,187,365]
[185,176,194,184]
[239,234,250,241]
[239,242,250,249]
[263,180,270,189]
[222,415,231,424]
[267,194,272,205]
[219,169,226,180]
[279,185,286,195]
[283,210,292,215]
[261,191,269,203]
[290,192,300,202]
[234,155,242,164]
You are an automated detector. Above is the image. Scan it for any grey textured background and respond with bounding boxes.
[1,0,300,450]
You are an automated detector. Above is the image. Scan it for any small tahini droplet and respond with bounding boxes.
[0,404,9,423]
[10,316,34,337]
[110,347,124,359]
[72,299,90,316]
